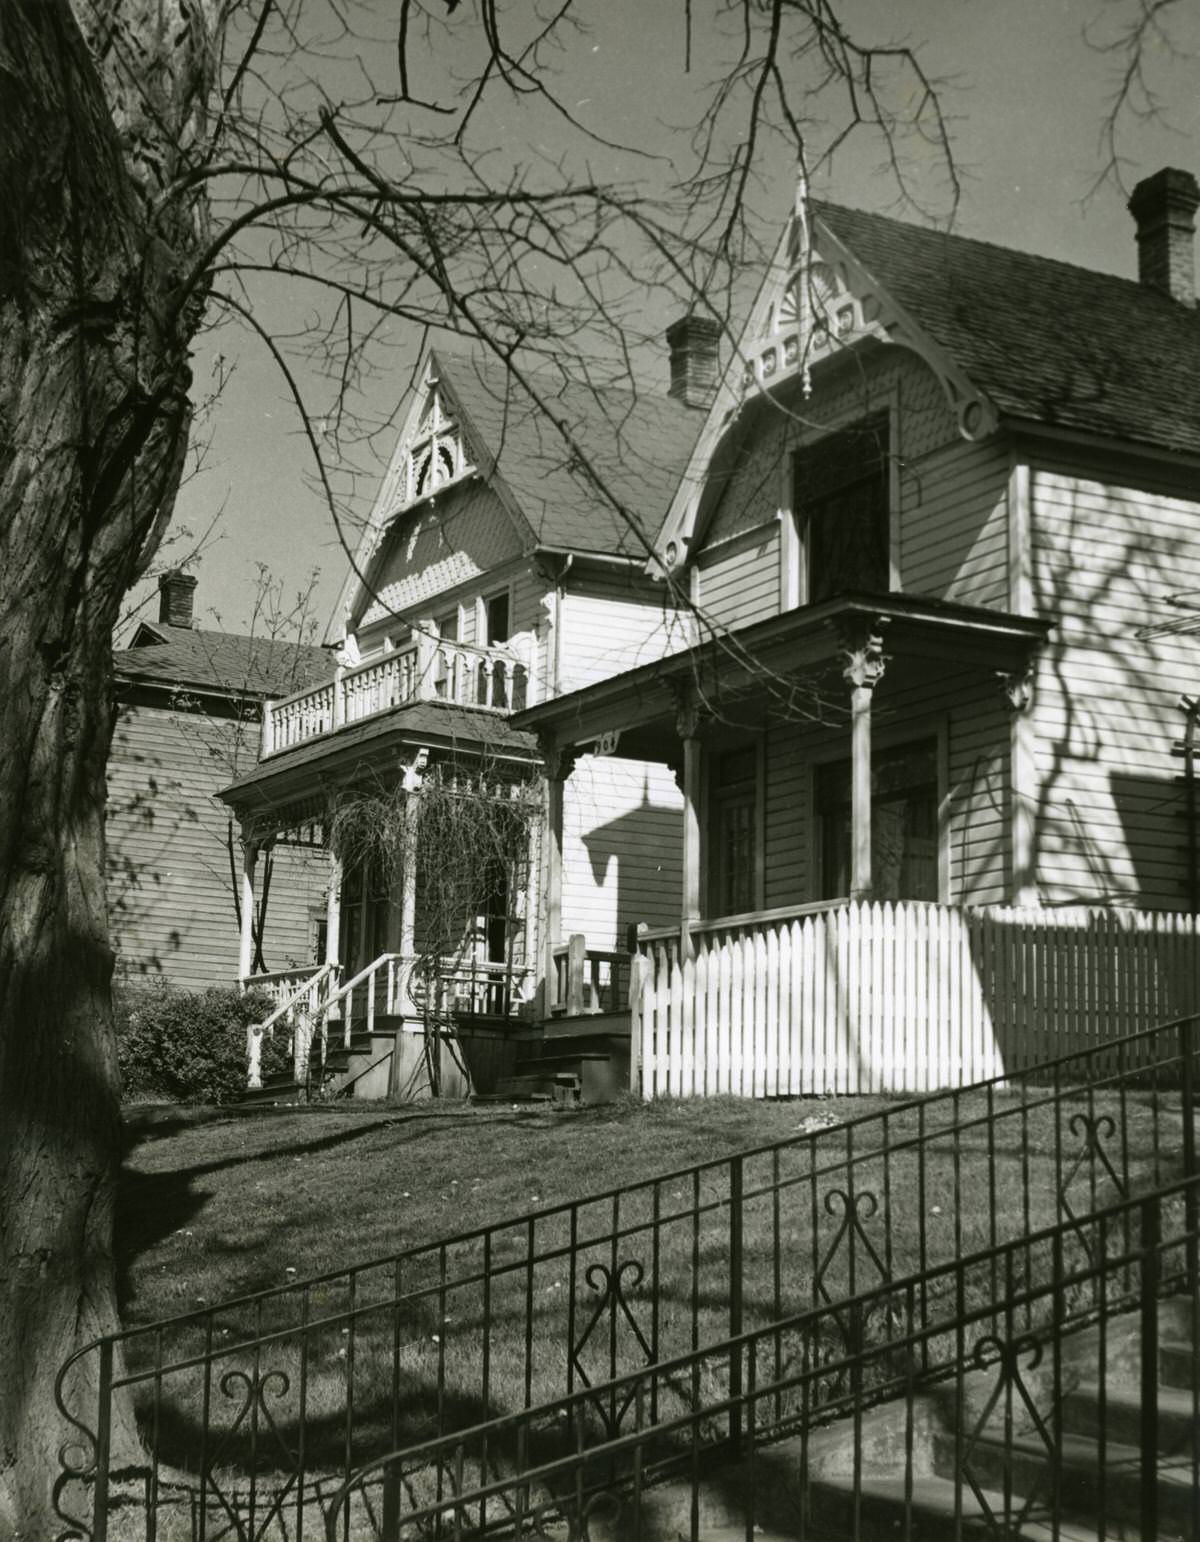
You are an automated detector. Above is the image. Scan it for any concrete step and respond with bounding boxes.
[1064,1378,1200,1453]
[806,1472,1103,1540]
[939,1426,1197,1537]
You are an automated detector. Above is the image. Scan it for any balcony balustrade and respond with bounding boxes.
[261,634,529,757]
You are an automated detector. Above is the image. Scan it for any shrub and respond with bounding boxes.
[115,982,287,1105]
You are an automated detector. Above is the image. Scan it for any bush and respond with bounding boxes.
[115,982,288,1105]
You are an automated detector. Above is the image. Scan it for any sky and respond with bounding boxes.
[146,0,1200,641]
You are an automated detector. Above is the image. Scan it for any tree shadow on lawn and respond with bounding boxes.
[115,1106,560,1313]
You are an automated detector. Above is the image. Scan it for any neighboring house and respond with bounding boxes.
[109,571,330,990]
[218,351,700,1097]
[514,168,1200,1097]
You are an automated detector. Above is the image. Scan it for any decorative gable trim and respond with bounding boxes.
[652,184,999,575]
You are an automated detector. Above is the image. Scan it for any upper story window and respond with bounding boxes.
[483,590,511,646]
[796,416,890,603]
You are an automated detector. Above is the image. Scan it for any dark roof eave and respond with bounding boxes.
[512,592,1052,744]
[218,705,540,811]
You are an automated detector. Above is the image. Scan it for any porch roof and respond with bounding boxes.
[511,592,1052,753]
[219,699,538,815]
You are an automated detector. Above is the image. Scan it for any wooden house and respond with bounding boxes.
[218,352,700,1099]
[109,571,329,991]
[514,169,1200,1097]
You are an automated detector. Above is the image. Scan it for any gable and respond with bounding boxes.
[654,184,999,576]
[356,479,526,630]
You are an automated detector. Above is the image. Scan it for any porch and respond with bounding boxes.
[511,591,1200,1096]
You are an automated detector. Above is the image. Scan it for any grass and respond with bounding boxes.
[92,1082,1184,1540]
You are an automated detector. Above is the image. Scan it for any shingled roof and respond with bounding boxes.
[433,349,702,556]
[813,199,1200,458]
[114,623,331,699]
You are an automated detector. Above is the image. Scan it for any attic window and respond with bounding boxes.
[796,416,890,603]
[400,379,469,509]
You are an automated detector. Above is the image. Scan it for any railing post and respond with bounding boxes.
[247,1024,263,1091]
[332,665,345,728]
[1140,1192,1161,1542]
[566,933,586,1016]
[260,698,274,758]
[94,1337,113,1542]
[1180,1017,1197,1181]
[729,1153,744,1450]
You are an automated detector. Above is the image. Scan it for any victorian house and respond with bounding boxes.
[514,170,1200,1098]
[219,350,699,1099]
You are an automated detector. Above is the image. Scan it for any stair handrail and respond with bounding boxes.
[245,961,340,1090]
[321,1165,1200,1541]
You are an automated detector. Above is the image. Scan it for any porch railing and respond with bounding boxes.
[262,634,530,756]
[55,1014,1200,1539]
[322,1170,1200,1541]
[633,897,1200,1100]
[551,934,632,1016]
[245,952,532,1089]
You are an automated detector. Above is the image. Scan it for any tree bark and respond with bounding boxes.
[0,3,207,1532]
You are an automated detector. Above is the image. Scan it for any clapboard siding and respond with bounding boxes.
[108,702,326,991]
[900,437,1010,606]
[694,524,781,629]
[561,757,683,946]
[1030,459,1200,910]
[558,581,691,693]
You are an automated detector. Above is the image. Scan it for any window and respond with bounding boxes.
[816,737,938,901]
[711,747,759,916]
[796,416,890,602]
[483,590,510,645]
[435,607,459,643]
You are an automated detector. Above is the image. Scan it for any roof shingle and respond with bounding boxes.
[433,349,702,556]
[114,624,330,698]
[813,200,1200,457]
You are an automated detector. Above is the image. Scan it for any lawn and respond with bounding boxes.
[90,1082,1180,1540]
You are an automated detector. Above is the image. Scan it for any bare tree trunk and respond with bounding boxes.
[0,4,203,1530]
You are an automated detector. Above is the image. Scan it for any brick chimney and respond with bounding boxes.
[1128,167,1200,305]
[666,314,721,408]
[158,569,198,628]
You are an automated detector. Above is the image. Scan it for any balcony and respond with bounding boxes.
[261,635,530,757]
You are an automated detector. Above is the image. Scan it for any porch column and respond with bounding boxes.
[675,694,704,954]
[397,748,429,967]
[324,849,343,973]
[836,618,889,900]
[238,836,258,985]
[537,734,578,1012]
[1000,664,1038,907]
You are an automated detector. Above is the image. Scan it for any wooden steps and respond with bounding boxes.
[471,1022,630,1106]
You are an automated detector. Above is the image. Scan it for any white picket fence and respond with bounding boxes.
[631,900,1200,1100]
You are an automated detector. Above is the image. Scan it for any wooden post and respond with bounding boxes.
[538,735,577,1014]
[680,730,703,949]
[835,616,889,901]
[332,665,345,729]
[260,699,274,759]
[238,838,257,985]
[1000,664,1038,906]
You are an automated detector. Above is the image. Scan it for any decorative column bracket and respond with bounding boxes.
[833,614,891,693]
[997,664,1035,713]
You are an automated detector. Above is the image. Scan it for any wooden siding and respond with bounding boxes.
[558,576,692,693]
[634,901,1200,1099]
[108,701,326,991]
[561,756,683,947]
[756,674,1010,912]
[900,436,1010,607]
[694,523,781,630]
[1029,459,1200,910]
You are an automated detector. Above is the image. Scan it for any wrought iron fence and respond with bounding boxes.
[321,1171,1200,1541]
[54,1015,1199,1540]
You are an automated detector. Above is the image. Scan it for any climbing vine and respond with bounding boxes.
[328,758,541,1095]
